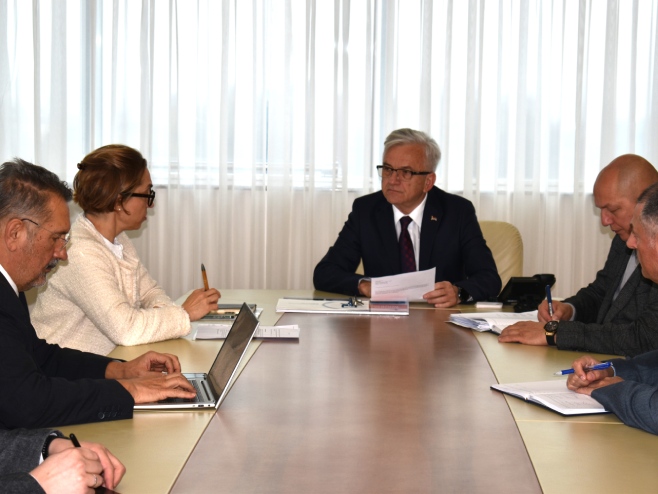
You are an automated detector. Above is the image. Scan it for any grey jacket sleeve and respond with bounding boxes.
[0,428,51,494]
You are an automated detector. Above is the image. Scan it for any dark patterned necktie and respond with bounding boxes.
[399,216,416,273]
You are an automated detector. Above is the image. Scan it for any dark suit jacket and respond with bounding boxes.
[557,235,658,357]
[0,273,134,429]
[313,187,501,300]
[0,428,53,493]
[592,350,658,435]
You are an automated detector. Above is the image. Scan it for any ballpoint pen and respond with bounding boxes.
[545,285,554,318]
[70,433,81,447]
[70,434,118,492]
[553,361,612,376]
[201,263,210,291]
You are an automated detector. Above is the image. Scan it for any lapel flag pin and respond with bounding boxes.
[431,216,437,221]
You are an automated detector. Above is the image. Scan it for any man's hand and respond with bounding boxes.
[423,282,459,308]
[358,280,371,297]
[498,321,548,345]
[566,355,621,395]
[30,446,106,494]
[106,351,183,379]
[118,373,197,403]
[537,300,573,323]
[47,438,125,490]
[183,288,221,321]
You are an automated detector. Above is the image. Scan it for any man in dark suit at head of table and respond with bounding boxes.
[0,158,197,430]
[499,154,658,357]
[313,128,501,308]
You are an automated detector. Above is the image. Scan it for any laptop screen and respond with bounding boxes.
[208,303,259,398]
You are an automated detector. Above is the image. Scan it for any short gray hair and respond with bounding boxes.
[0,158,72,222]
[383,128,441,172]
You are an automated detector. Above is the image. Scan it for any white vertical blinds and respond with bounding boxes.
[2,0,657,296]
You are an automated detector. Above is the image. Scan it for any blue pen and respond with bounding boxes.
[553,361,612,376]
[545,285,554,318]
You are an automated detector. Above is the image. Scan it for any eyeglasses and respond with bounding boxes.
[21,218,70,248]
[128,187,156,207]
[376,164,432,181]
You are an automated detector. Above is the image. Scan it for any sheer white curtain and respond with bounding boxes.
[2,0,657,298]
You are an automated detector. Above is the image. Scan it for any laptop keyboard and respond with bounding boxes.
[162,378,204,403]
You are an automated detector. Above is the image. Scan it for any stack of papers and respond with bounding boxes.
[448,310,538,334]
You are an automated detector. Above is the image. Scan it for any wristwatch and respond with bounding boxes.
[544,320,559,346]
[457,287,472,304]
[42,431,67,459]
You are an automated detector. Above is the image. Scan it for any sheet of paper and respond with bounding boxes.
[275,299,409,316]
[195,324,300,340]
[370,268,436,302]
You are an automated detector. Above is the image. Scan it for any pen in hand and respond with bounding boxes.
[545,285,554,318]
[201,263,210,291]
[553,361,612,376]
[70,433,111,492]
[70,432,81,448]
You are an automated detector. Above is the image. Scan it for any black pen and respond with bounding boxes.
[71,433,111,492]
[70,433,81,448]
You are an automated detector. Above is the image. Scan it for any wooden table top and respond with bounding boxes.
[172,309,540,493]
[69,292,658,493]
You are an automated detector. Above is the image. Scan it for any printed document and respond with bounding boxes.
[370,268,436,302]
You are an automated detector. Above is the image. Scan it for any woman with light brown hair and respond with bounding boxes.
[31,144,220,355]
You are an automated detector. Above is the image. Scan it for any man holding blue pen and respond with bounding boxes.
[499,155,658,357]
[566,352,658,435]
[564,182,658,435]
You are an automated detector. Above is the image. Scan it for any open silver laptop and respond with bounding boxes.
[135,302,259,410]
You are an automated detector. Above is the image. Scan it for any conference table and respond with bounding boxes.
[58,290,658,493]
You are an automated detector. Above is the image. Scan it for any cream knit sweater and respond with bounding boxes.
[31,215,190,355]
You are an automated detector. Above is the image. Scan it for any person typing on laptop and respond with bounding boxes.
[0,158,196,429]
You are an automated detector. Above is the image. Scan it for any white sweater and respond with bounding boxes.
[31,215,190,355]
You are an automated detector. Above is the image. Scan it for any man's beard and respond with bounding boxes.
[27,258,59,289]
[20,240,60,290]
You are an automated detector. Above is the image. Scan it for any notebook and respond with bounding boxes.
[135,302,260,410]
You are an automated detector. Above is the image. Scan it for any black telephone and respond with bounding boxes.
[498,274,556,313]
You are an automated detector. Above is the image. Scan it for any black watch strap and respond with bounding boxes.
[458,287,472,303]
[42,432,67,459]
[544,321,558,346]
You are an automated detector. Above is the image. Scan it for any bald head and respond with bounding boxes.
[593,154,658,241]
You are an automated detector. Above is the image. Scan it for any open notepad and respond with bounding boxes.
[491,380,608,415]
[448,310,538,334]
